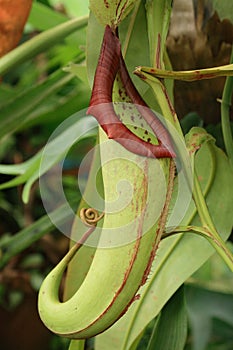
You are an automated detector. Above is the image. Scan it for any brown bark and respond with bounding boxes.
[167,0,233,124]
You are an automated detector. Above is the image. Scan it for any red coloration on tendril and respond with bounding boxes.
[87,25,175,159]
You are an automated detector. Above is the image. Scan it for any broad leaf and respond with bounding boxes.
[89,0,137,26]
[64,63,90,86]
[0,115,97,203]
[186,242,233,349]
[212,0,233,22]
[186,284,233,350]
[28,2,87,48]
[146,286,187,350]
[0,70,74,140]
[49,0,89,18]
[28,2,69,30]
[0,198,79,269]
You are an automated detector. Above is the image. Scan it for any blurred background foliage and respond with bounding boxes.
[0,0,232,349]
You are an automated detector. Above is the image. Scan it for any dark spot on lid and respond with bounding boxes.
[104,0,110,8]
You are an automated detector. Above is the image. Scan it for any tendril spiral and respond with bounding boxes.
[80,208,104,226]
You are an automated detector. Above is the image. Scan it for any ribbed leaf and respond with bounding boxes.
[0,70,74,139]
[28,2,87,48]
[212,0,233,21]
[0,116,97,203]
[146,286,187,350]
[0,199,79,269]
[186,284,233,350]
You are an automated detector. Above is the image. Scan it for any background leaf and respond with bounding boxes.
[0,15,88,76]
[0,116,97,203]
[49,0,89,18]
[0,198,79,269]
[146,286,187,350]
[0,70,74,140]
[212,0,233,22]
[186,284,233,350]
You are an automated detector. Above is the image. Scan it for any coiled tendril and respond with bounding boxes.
[80,208,104,226]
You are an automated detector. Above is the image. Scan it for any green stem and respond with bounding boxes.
[68,339,85,350]
[221,48,233,166]
[0,16,88,76]
[137,64,233,81]
[163,225,213,239]
[136,66,233,270]
[163,225,233,270]
[193,171,233,271]
[134,68,183,133]
[138,63,233,271]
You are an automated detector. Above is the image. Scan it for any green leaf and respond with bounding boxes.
[95,140,233,350]
[145,0,172,67]
[0,199,79,268]
[89,0,137,27]
[64,63,90,86]
[86,12,104,87]
[20,84,91,131]
[190,242,233,294]
[0,85,15,104]
[8,290,24,310]
[28,2,87,49]
[30,271,45,291]
[0,70,73,140]
[185,127,216,157]
[186,285,233,350]
[0,15,88,76]
[180,112,204,135]
[146,286,187,350]
[49,0,89,18]
[119,1,154,102]
[211,0,233,22]
[0,116,97,203]
[28,2,69,30]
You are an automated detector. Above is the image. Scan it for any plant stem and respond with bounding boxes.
[0,16,88,76]
[163,225,213,239]
[137,67,233,271]
[142,0,233,271]
[68,340,85,350]
[163,224,233,268]
[193,171,233,271]
[221,48,233,166]
[137,64,233,81]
